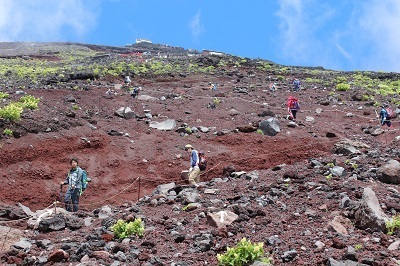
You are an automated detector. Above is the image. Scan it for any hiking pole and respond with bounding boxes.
[137,177,141,202]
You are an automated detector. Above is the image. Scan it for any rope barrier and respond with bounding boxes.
[78,176,140,208]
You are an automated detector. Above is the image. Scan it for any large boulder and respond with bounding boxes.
[332,139,370,156]
[259,118,280,136]
[377,159,400,184]
[354,187,389,232]
[149,119,176,131]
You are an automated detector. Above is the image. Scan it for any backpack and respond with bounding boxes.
[80,169,91,195]
[198,152,207,171]
[290,100,300,110]
[386,107,396,119]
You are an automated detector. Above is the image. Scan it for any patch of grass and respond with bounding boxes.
[182,203,194,211]
[217,238,270,266]
[0,92,9,99]
[213,97,221,104]
[111,219,144,239]
[325,173,332,181]
[386,215,400,236]
[336,83,350,91]
[19,95,40,110]
[0,103,23,121]
[3,128,13,136]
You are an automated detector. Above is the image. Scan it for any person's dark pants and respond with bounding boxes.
[291,110,298,120]
[65,188,80,212]
[382,120,392,127]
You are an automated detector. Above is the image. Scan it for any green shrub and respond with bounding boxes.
[325,173,332,180]
[217,238,268,266]
[19,95,40,110]
[72,104,79,110]
[335,76,347,83]
[213,97,221,104]
[386,215,400,235]
[361,94,371,101]
[256,129,264,135]
[0,103,23,121]
[354,244,363,250]
[111,219,144,239]
[277,76,284,81]
[182,203,194,211]
[336,83,350,91]
[3,128,13,136]
[0,92,9,99]
[326,162,335,167]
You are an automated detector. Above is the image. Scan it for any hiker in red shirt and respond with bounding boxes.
[287,96,300,120]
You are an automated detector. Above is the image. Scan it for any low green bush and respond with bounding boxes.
[0,103,23,121]
[386,215,400,235]
[111,219,144,239]
[217,238,269,266]
[0,92,9,99]
[19,95,40,110]
[3,128,13,136]
[336,83,350,91]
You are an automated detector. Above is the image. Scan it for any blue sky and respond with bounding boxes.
[0,0,399,72]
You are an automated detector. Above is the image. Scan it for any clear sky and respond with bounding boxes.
[0,0,399,72]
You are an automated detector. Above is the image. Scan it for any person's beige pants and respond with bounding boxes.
[188,167,201,184]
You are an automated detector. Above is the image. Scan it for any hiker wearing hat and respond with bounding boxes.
[379,104,392,127]
[185,144,201,185]
[60,158,83,212]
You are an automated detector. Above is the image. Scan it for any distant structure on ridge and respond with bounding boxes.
[135,39,152,44]
[202,49,224,56]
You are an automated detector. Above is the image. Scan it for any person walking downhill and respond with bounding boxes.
[185,144,201,185]
[287,96,300,120]
[61,158,83,212]
[293,78,301,91]
[379,104,392,128]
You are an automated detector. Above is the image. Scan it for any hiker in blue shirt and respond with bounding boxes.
[379,105,392,127]
[293,79,301,91]
[60,158,83,212]
[185,144,200,185]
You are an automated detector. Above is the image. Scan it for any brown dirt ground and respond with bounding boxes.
[0,72,394,212]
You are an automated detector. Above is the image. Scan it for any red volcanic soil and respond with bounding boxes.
[2,66,400,265]
[0,72,391,212]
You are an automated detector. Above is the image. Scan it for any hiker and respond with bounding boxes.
[185,144,201,185]
[124,76,131,85]
[287,96,300,120]
[209,82,217,91]
[131,86,141,98]
[293,79,301,91]
[269,82,276,92]
[60,158,83,212]
[379,105,392,127]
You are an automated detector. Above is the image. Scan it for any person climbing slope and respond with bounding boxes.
[287,96,300,120]
[185,144,201,185]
